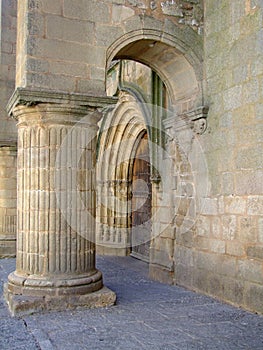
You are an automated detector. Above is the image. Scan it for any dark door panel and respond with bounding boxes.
[131,132,151,262]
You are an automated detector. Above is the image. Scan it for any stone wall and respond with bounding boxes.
[0,147,17,257]
[0,0,17,143]
[174,0,263,313]
[15,0,110,95]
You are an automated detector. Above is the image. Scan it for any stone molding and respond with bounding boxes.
[12,103,102,129]
[7,88,117,118]
[0,142,17,148]
[163,105,209,134]
[7,270,103,297]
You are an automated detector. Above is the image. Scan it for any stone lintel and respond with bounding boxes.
[7,88,118,118]
[4,284,116,317]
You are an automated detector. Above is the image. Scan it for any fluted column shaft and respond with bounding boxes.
[7,103,102,296]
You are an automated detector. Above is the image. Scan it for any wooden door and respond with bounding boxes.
[131,132,152,262]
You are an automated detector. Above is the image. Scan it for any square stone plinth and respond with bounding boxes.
[4,285,116,317]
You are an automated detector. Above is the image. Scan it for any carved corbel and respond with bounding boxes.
[186,106,209,135]
[193,117,207,134]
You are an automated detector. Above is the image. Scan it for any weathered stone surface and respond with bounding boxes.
[199,197,218,215]
[222,277,245,305]
[224,196,246,215]
[246,246,263,261]
[210,239,225,254]
[259,218,263,243]
[222,215,237,241]
[235,169,263,195]
[237,259,263,284]
[226,241,245,257]
[247,196,263,215]
[0,0,17,144]
[244,282,263,314]
[149,263,174,285]
[0,147,17,258]
[237,216,257,243]
[112,4,135,23]
[46,16,95,43]
[63,0,110,22]
[4,284,116,317]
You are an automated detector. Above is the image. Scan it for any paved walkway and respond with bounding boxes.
[1,256,263,350]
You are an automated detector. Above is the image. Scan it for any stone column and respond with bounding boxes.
[5,95,116,316]
[0,146,17,258]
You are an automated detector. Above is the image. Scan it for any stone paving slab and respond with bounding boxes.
[1,256,263,349]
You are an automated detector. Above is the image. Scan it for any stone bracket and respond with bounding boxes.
[186,105,209,134]
[163,105,209,134]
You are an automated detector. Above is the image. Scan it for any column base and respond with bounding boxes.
[4,270,116,316]
[4,284,116,317]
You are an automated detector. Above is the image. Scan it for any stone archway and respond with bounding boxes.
[103,35,207,282]
[107,34,204,112]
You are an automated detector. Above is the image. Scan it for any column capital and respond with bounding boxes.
[12,103,103,128]
[7,87,117,118]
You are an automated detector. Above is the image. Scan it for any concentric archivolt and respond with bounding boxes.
[96,92,148,250]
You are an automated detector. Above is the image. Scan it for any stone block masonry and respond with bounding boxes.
[0,147,17,257]
[173,0,263,313]
[0,0,17,144]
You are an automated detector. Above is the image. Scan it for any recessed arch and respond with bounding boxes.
[96,91,148,255]
[106,29,204,111]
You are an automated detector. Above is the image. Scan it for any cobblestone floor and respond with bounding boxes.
[1,256,263,349]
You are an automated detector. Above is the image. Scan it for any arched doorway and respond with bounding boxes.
[96,84,149,258]
[96,60,166,264]
[131,131,152,262]
[98,35,206,282]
